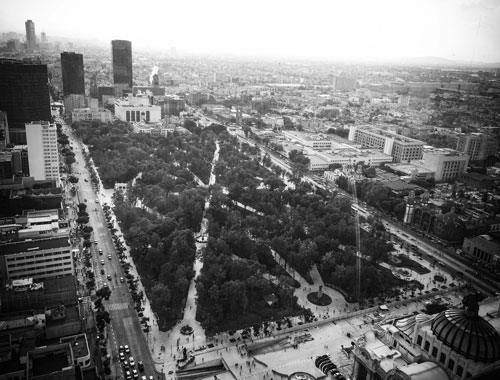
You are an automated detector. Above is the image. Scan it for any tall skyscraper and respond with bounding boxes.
[25,19,36,51]
[0,110,9,149]
[0,59,51,128]
[61,52,85,96]
[25,121,60,185]
[111,40,133,89]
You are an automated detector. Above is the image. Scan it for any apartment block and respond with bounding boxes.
[25,122,60,186]
[0,236,72,282]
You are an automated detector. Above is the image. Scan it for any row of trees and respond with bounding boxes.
[196,238,303,333]
[335,176,407,220]
[72,121,217,189]
[74,120,222,331]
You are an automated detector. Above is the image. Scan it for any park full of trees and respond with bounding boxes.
[72,120,216,330]
[78,120,413,333]
[195,132,407,332]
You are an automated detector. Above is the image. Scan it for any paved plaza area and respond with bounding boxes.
[157,287,466,380]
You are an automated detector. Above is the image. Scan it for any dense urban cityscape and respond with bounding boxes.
[1,3,500,380]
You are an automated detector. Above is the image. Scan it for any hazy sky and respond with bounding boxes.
[2,0,500,62]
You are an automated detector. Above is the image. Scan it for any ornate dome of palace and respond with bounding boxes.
[439,210,462,225]
[431,308,500,362]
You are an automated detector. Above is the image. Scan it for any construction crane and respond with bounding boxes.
[344,164,362,302]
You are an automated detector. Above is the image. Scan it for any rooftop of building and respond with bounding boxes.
[0,275,77,313]
[353,125,425,145]
[26,120,54,126]
[25,210,60,223]
[0,57,45,66]
[380,180,423,192]
[387,162,435,175]
[422,147,467,157]
[357,297,500,378]
[82,366,100,380]
[465,234,500,250]
[431,294,500,362]
[283,130,334,141]
[28,343,73,377]
[0,176,57,190]
[327,148,393,159]
[0,352,24,376]
[132,121,166,129]
[0,236,70,256]
[60,334,89,359]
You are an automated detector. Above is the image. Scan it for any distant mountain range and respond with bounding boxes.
[388,56,500,69]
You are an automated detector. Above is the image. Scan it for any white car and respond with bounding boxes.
[129,356,135,366]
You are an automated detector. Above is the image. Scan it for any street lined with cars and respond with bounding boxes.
[62,118,157,380]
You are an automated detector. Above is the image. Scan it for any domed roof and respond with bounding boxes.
[440,210,462,225]
[431,308,500,362]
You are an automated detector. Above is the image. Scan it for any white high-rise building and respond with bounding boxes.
[26,121,60,185]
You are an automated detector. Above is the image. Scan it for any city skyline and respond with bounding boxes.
[1,0,500,63]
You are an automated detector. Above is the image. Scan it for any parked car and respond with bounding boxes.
[137,361,144,371]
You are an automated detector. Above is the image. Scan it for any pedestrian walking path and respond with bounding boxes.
[269,249,354,316]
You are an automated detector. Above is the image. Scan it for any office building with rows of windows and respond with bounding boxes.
[25,121,60,186]
[456,133,499,162]
[349,125,425,163]
[60,52,84,96]
[421,148,469,182]
[114,98,161,123]
[112,40,133,89]
[0,236,72,282]
[0,59,51,128]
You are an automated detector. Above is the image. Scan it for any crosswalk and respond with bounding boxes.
[105,302,130,311]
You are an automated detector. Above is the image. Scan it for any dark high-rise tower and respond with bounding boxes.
[25,20,36,51]
[0,59,51,128]
[111,40,133,88]
[61,52,85,96]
